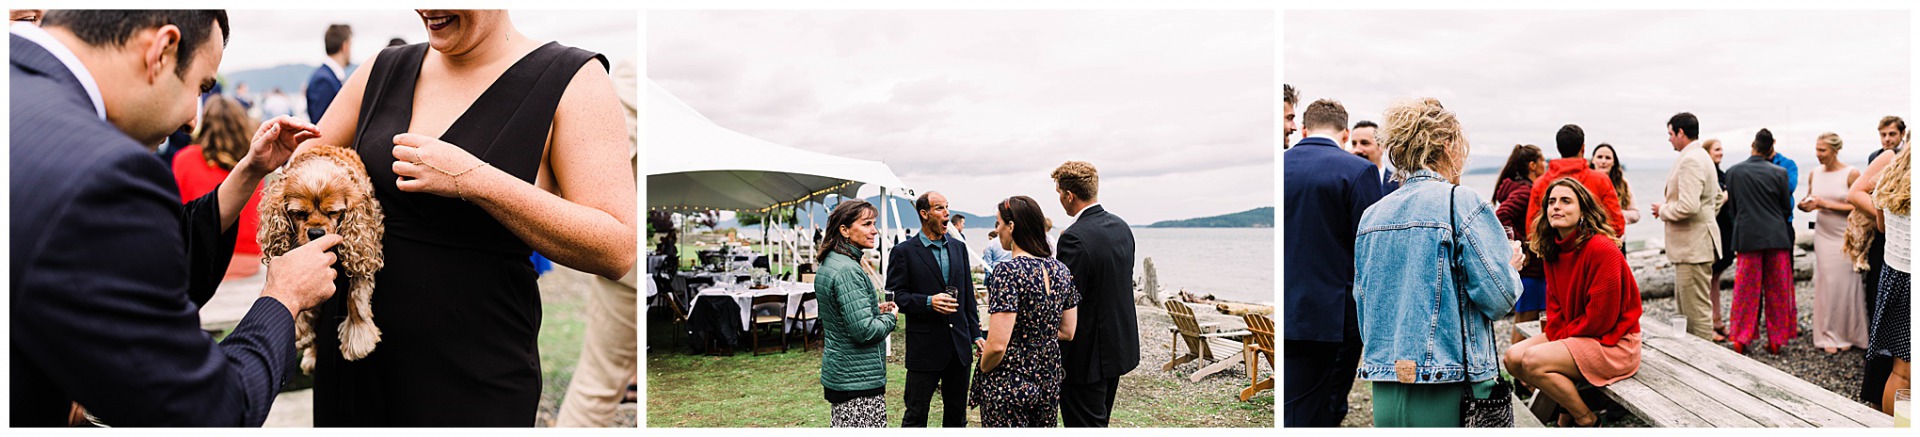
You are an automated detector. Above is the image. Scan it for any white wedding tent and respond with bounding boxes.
[647,80,913,276]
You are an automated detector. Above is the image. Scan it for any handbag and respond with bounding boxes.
[1449,184,1516,427]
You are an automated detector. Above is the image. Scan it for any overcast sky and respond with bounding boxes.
[650,10,1274,224]
[1286,10,1910,170]
[221,10,636,72]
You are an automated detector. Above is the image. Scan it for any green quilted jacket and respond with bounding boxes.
[816,247,896,392]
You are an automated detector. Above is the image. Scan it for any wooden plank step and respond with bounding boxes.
[1513,390,1544,427]
[1625,350,1766,427]
[1639,320,1889,427]
[1638,346,1805,427]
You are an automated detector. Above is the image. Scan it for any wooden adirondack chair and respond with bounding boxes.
[1163,300,1249,382]
[1239,313,1275,401]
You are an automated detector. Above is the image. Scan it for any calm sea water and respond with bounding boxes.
[1463,167,1817,245]
[961,227,1275,304]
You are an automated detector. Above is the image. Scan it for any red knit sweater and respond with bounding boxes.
[1543,232,1642,345]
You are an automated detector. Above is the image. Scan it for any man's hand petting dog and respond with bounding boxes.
[262,234,344,319]
[237,115,321,179]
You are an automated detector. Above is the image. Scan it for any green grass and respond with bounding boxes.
[646,316,1273,427]
[538,288,589,402]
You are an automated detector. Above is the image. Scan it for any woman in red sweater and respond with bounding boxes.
[1502,178,1643,427]
[171,95,263,278]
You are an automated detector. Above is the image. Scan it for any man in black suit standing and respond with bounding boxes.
[1052,161,1139,427]
[888,191,982,427]
[12,10,342,426]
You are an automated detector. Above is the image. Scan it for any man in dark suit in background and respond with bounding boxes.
[305,23,349,123]
[1349,120,1398,194]
[1052,161,1139,427]
[887,191,981,427]
[11,10,341,426]
[1281,98,1381,427]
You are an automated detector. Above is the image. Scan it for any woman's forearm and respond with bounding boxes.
[466,167,636,279]
[215,167,266,232]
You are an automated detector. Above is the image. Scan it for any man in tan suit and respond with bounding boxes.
[1651,112,1725,339]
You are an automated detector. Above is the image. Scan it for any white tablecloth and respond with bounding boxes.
[689,281,816,332]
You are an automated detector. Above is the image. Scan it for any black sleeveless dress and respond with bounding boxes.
[311,42,607,427]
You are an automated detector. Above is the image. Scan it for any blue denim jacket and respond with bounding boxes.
[1352,170,1520,384]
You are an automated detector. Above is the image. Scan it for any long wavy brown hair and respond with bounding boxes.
[194,95,255,170]
[1529,178,1618,262]
[1591,143,1633,208]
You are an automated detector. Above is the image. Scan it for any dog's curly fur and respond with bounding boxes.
[258,145,385,374]
[1844,209,1877,272]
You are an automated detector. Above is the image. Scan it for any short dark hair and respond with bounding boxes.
[1881,115,1907,133]
[1555,124,1585,158]
[43,10,230,78]
[1353,120,1378,130]
[1668,112,1700,140]
[1283,84,1298,105]
[1301,99,1348,134]
[387,37,407,47]
[997,196,1052,258]
[324,24,352,55]
[949,215,964,226]
[1754,128,1775,156]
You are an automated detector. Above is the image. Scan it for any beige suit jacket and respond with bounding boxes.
[1659,140,1724,264]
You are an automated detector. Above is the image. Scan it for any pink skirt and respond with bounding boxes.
[1563,331,1641,386]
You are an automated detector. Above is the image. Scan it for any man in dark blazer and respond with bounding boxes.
[11,10,341,426]
[1281,98,1382,427]
[887,191,981,427]
[1051,161,1139,427]
[305,23,350,123]
[1724,128,1796,353]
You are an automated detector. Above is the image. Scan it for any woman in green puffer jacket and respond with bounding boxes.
[815,199,897,427]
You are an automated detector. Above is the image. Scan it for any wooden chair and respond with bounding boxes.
[749,294,788,355]
[799,273,817,284]
[1162,300,1248,382]
[1239,313,1275,401]
[788,291,821,351]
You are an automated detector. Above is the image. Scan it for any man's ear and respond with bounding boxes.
[1337,129,1351,146]
[141,24,184,84]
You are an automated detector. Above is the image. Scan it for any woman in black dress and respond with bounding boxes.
[296,10,636,426]
[971,196,1079,427]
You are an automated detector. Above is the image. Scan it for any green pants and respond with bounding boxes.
[1371,379,1495,427]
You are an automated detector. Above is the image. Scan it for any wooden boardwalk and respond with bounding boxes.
[1515,317,1890,427]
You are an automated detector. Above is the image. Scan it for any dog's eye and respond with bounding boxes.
[289,210,309,220]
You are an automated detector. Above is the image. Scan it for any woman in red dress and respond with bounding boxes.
[171,95,263,278]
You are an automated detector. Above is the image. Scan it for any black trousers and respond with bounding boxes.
[902,355,971,427]
[1060,376,1121,427]
[1283,338,1363,427]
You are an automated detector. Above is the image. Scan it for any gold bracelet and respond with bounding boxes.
[421,160,490,201]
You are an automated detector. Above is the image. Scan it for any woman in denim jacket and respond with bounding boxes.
[1353,98,1522,427]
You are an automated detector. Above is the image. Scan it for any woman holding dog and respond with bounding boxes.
[297,9,635,426]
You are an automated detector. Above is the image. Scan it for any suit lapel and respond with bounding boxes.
[912,240,943,290]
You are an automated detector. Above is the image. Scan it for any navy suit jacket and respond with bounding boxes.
[305,64,342,123]
[1283,136,1384,343]
[1058,205,1140,383]
[10,35,294,427]
[887,233,981,371]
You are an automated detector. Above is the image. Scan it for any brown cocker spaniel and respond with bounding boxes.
[258,145,385,374]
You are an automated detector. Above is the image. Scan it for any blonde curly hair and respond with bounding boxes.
[1382,97,1466,181]
[1874,146,1910,216]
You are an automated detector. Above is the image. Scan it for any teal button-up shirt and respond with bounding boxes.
[918,232,950,287]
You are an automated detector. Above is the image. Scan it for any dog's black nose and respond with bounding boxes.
[307,228,326,241]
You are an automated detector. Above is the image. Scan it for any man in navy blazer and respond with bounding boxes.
[1282,98,1383,427]
[11,10,342,427]
[305,23,350,123]
[1051,161,1139,427]
[887,191,982,427]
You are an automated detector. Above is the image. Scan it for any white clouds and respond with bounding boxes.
[651,10,1274,224]
[221,10,635,72]
[1286,10,1909,168]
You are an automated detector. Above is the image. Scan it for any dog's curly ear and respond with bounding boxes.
[258,177,294,263]
[339,194,385,277]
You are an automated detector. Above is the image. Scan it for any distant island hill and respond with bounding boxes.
[1143,206,1273,228]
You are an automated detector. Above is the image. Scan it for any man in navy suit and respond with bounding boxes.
[1052,161,1139,427]
[305,23,350,123]
[887,191,982,427]
[1349,120,1398,194]
[1282,98,1383,427]
[11,10,342,426]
